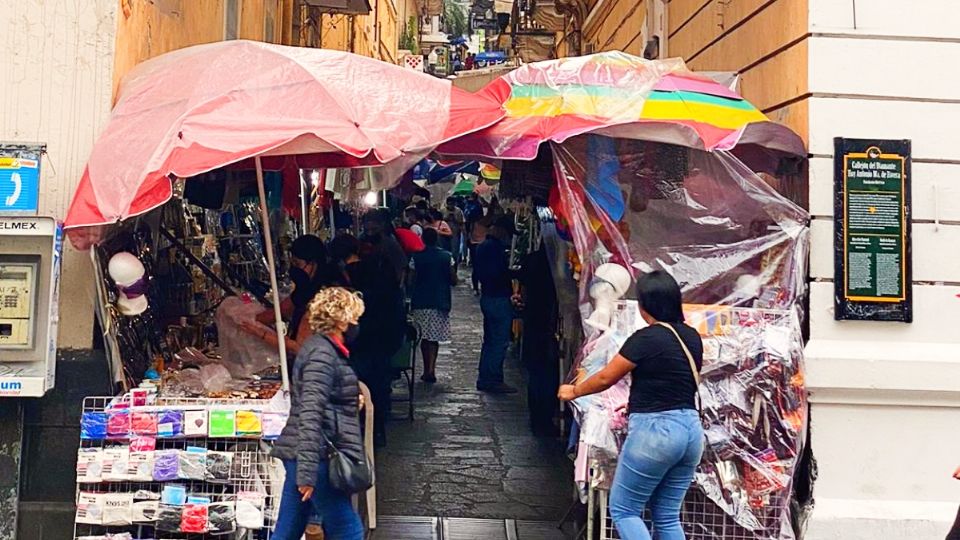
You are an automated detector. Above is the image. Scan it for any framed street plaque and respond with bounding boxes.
[834,138,912,322]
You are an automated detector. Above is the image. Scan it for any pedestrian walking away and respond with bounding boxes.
[408,227,457,383]
[271,287,367,540]
[559,271,704,540]
[473,215,520,394]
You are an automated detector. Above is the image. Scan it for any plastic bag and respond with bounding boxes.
[200,363,234,393]
[215,296,280,378]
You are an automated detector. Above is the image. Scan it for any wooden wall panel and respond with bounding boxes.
[240,0,266,40]
[683,0,807,72]
[737,38,807,111]
[113,0,225,100]
[589,0,645,54]
[669,0,775,60]
[668,0,710,35]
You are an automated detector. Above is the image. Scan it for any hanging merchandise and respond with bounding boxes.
[551,135,810,539]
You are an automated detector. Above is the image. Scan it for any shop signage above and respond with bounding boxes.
[833,138,912,322]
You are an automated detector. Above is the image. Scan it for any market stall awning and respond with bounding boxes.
[436,51,805,160]
[64,40,504,246]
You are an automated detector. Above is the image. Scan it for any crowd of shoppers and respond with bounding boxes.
[267,194,531,538]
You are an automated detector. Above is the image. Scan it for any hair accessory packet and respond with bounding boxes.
[205,451,234,482]
[180,496,210,533]
[76,492,104,525]
[106,410,131,440]
[262,412,287,440]
[129,436,156,452]
[208,501,236,534]
[101,492,134,526]
[155,503,183,532]
[131,498,160,523]
[76,448,103,483]
[235,491,264,529]
[153,450,180,482]
[208,409,237,438]
[161,484,188,506]
[157,409,184,438]
[130,411,158,436]
[183,410,208,437]
[236,410,262,436]
[81,412,108,440]
[178,446,208,480]
[101,447,131,482]
[128,450,155,481]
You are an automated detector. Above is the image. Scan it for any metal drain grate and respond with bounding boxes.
[369,516,569,539]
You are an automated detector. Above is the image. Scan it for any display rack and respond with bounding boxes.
[74,396,284,540]
[592,485,792,540]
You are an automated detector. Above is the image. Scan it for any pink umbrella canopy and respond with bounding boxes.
[65,40,503,246]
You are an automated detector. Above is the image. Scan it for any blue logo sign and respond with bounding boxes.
[0,157,40,214]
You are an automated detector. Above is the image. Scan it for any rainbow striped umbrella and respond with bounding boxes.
[438,52,804,159]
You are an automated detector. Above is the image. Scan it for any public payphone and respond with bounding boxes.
[0,217,61,396]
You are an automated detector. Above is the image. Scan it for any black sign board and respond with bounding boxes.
[834,138,912,322]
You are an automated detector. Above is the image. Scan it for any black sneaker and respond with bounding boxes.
[477,382,518,394]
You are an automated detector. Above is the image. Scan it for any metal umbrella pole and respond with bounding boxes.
[255,156,291,392]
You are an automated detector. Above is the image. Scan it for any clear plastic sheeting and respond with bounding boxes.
[552,134,810,539]
[435,52,806,161]
[550,136,809,312]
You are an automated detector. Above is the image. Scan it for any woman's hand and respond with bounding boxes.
[558,384,577,401]
[239,321,267,339]
[299,485,314,501]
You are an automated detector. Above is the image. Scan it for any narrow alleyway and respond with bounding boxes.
[373,274,574,537]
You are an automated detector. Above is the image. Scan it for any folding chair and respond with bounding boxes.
[389,321,421,421]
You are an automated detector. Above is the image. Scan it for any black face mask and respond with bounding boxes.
[289,266,311,287]
[344,324,361,344]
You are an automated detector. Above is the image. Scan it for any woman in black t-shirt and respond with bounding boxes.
[559,271,703,540]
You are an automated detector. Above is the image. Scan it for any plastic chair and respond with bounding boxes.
[389,322,421,421]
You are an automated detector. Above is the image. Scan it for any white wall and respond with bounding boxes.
[805,0,960,538]
[0,1,118,348]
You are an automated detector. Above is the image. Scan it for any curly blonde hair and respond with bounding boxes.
[307,287,365,335]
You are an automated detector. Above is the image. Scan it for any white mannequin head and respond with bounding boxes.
[108,252,149,316]
[584,263,632,332]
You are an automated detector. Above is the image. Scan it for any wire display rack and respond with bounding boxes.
[595,486,793,540]
[74,396,283,540]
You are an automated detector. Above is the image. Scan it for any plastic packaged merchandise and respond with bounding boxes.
[208,501,237,534]
[106,410,131,439]
[205,451,234,482]
[157,409,184,437]
[101,492,134,526]
[76,448,103,483]
[81,412,108,440]
[155,503,183,532]
[550,135,811,538]
[178,446,208,480]
[180,500,210,533]
[153,449,180,481]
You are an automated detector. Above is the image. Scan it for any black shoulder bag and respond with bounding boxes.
[318,428,374,494]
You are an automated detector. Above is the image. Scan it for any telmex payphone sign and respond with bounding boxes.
[0,144,61,397]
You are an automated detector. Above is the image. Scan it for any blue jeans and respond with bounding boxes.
[610,410,704,540]
[478,295,513,387]
[273,459,363,540]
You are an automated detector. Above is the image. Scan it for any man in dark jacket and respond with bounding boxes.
[473,215,519,394]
